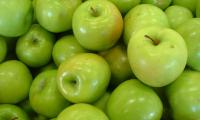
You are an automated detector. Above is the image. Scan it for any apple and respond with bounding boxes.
[172,0,197,13]
[123,4,169,44]
[141,0,172,10]
[106,79,163,120]
[0,104,30,120]
[0,60,32,104]
[165,70,200,120]
[196,0,200,17]
[16,24,55,68]
[35,0,82,33]
[52,35,88,66]
[108,0,141,14]
[29,70,71,118]
[57,103,109,120]
[176,18,200,71]
[0,36,7,63]
[72,0,123,51]
[165,5,193,29]
[57,53,111,103]
[128,26,188,87]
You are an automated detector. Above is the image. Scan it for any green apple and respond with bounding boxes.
[57,53,111,103]
[141,0,172,9]
[108,0,141,14]
[165,70,200,120]
[172,0,197,13]
[72,0,123,51]
[196,0,200,17]
[16,24,55,68]
[57,103,109,120]
[165,5,193,29]
[99,43,133,87]
[0,0,33,37]
[29,70,71,118]
[128,26,187,87]
[0,60,32,103]
[124,4,169,44]
[35,0,82,33]
[0,104,30,120]
[52,35,88,66]
[107,79,163,120]
[0,36,7,63]
[176,18,200,71]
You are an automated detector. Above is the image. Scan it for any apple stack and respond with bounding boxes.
[0,0,200,120]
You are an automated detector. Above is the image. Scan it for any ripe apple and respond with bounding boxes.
[165,5,193,29]
[52,35,88,66]
[29,70,71,118]
[123,4,169,44]
[57,103,109,120]
[128,26,188,87]
[141,0,172,9]
[172,0,197,13]
[0,36,7,63]
[35,0,82,33]
[107,79,163,120]
[165,70,200,120]
[57,53,111,103]
[176,18,200,71]
[72,0,123,51]
[16,24,55,68]
[0,104,29,120]
[0,0,33,37]
[0,60,32,103]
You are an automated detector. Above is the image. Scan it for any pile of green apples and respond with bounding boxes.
[0,0,200,120]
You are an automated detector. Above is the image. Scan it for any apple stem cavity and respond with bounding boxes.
[90,7,99,17]
[144,35,160,46]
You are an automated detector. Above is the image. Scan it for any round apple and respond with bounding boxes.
[0,36,7,63]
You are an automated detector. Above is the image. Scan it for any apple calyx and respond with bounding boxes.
[90,7,100,17]
[144,35,160,46]
[11,117,18,120]
[32,36,39,45]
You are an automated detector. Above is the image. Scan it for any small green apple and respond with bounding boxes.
[72,0,123,51]
[0,36,7,63]
[57,103,109,120]
[172,0,197,13]
[141,0,172,9]
[16,24,55,68]
[107,79,163,120]
[0,60,32,103]
[57,53,111,103]
[128,26,187,87]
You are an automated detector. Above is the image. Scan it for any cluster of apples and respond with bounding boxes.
[0,0,200,120]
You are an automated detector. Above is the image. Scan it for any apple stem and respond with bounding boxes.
[11,117,18,120]
[144,35,160,46]
[90,7,99,17]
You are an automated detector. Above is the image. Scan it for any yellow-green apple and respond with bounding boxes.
[0,37,7,63]
[72,0,123,51]
[107,79,163,120]
[16,24,55,68]
[128,26,188,87]
[29,70,71,118]
[141,0,172,9]
[172,0,197,13]
[35,0,82,33]
[0,60,32,103]
[57,103,109,120]
[57,53,111,103]
[123,4,169,44]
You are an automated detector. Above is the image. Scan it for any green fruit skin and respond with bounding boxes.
[124,4,169,44]
[29,70,71,118]
[0,104,30,120]
[176,18,200,71]
[0,60,32,104]
[0,0,33,37]
[128,27,188,87]
[35,0,82,33]
[141,0,172,9]
[16,24,55,68]
[0,37,7,63]
[57,53,111,103]
[196,0,200,17]
[107,79,163,120]
[72,0,123,51]
[165,70,200,120]
[165,5,193,29]
[57,103,109,120]
[108,0,141,14]
[52,35,88,66]
[172,0,197,13]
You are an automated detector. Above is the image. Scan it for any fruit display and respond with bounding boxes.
[0,0,200,120]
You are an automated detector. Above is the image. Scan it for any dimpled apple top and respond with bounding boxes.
[123,4,169,44]
[0,0,33,37]
[57,53,111,103]
[72,0,123,51]
[128,26,188,87]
